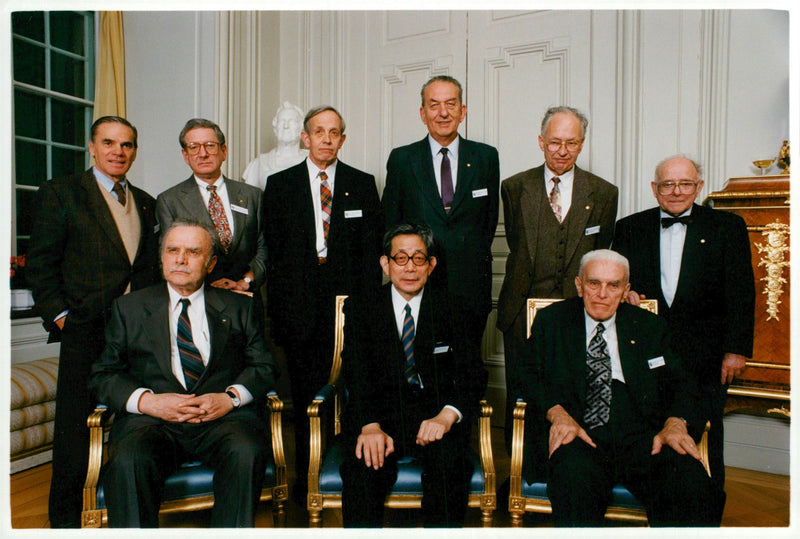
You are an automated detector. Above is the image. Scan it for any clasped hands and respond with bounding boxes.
[547,404,701,461]
[355,408,459,470]
[138,391,235,423]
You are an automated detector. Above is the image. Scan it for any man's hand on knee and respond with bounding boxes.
[652,417,701,460]
[355,423,394,470]
[547,404,596,457]
[416,408,458,446]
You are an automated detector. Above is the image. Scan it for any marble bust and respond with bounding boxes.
[243,101,308,189]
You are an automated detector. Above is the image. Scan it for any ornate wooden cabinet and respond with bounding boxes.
[705,175,790,417]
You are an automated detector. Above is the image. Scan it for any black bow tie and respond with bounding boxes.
[661,215,692,228]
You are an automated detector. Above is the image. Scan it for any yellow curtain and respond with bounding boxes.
[93,12,126,119]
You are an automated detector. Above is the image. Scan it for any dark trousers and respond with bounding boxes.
[502,311,530,454]
[101,411,268,527]
[340,427,472,527]
[48,317,106,528]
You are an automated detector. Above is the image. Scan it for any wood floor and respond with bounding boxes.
[9,425,790,529]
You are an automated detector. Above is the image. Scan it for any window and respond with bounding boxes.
[11,11,95,257]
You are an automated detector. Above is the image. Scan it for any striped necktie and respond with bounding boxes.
[177,298,204,390]
[402,304,419,385]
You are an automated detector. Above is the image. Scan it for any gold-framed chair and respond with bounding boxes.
[306,295,497,527]
[81,392,288,528]
[508,298,710,526]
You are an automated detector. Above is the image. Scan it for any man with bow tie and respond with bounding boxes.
[612,155,755,495]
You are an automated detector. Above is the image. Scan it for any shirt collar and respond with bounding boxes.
[390,284,424,314]
[659,206,693,219]
[306,157,338,180]
[93,167,127,192]
[167,283,206,310]
[584,309,617,334]
[544,166,574,184]
[428,134,460,160]
[194,175,225,190]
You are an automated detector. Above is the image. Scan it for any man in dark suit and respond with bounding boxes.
[26,116,160,528]
[89,219,277,527]
[340,223,488,527]
[382,75,499,348]
[497,106,618,450]
[519,249,721,526]
[157,118,266,294]
[612,155,755,491]
[263,105,382,498]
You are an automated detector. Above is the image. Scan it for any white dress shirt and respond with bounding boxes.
[584,310,625,383]
[428,135,460,196]
[195,175,235,236]
[659,208,691,306]
[544,166,574,219]
[306,158,338,257]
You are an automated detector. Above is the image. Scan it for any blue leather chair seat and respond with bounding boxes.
[520,480,644,510]
[96,458,278,509]
[318,444,484,496]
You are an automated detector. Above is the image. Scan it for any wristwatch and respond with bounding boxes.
[226,390,241,408]
[243,276,253,290]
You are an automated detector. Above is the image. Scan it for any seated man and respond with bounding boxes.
[339,223,488,527]
[89,218,278,527]
[519,249,722,526]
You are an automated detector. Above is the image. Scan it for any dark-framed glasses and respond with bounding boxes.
[389,252,429,266]
[545,139,582,153]
[656,180,699,195]
[184,142,221,155]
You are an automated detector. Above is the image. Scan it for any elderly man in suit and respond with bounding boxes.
[89,219,277,527]
[339,223,488,527]
[26,116,161,528]
[263,105,382,499]
[382,75,500,349]
[519,249,721,526]
[157,118,266,295]
[612,155,755,492]
[497,106,618,451]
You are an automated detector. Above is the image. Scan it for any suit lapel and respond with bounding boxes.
[521,166,547,263]
[178,177,216,229]
[141,285,176,385]
[672,204,705,309]
[225,177,247,254]
[80,171,129,263]
[411,138,448,220]
[203,288,231,381]
[563,168,594,265]
[615,305,644,390]
[450,136,472,214]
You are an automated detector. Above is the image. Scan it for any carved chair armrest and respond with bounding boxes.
[307,383,338,495]
[266,391,287,486]
[508,399,527,500]
[697,421,711,477]
[477,399,496,497]
[82,405,113,513]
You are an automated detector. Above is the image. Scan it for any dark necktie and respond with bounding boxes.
[402,304,419,386]
[207,185,233,252]
[319,171,332,245]
[583,323,611,430]
[661,215,692,228]
[440,147,454,213]
[177,298,204,390]
[549,177,562,222]
[112,182,126,206]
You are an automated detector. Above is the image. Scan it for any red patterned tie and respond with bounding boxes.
[549,176,562,222]
[207,185,233,252]
[320,171,332,245]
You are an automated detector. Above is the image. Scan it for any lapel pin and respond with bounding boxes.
[585,205,591,210]
[467,163,471,167]
[701,239,706,243]
[630,340,636,344]
[345,192,349,196]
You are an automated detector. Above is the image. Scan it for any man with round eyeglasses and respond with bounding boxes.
[156,118,266,296]
[497,106,618,454]
[612,155,755,498]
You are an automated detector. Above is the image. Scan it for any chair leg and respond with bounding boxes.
[509,511,524,528]
[272,500,286,527]
[308,509,323,527]
[481,508,494,527]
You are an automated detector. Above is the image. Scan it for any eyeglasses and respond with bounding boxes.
[389,252,429,266]
[656,181,699,195]
[545,139,582,153]
[184,142,221,155]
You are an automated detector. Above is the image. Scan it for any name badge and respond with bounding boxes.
[434,345,450,354]
[584,225,600,236]
[345,209,363,218]
[648,356,666,369]
[472,188,488,198]
[231,204,249,215]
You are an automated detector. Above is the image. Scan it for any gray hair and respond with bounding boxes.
[654,155,703,182]
[303,106,346,135]
[578,249,630,283]
[540,106,589,138]
[382,222,436,259]
[160,218,220,266]
[179,118,226,148]
[91,116,138,149]
[420,75,463,107]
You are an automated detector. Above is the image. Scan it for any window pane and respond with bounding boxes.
[15,140,48,187]
[51,99,89,146]
[52,146,88,178]
[13,89,46,139]
[13,39,45,87]
[12,12,44,41]
[16,189,38,239]
[51,51,85,96]
[49,12,86,55]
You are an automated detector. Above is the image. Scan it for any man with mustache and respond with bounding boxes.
[89,219,277,527]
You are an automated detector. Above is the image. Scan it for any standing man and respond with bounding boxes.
[340,223,488,527]
[612,155,755,491]
[26,116,161,528]
[90,219,277,527]
[519,250,721,526]
[382,75,500,348]
[157,118,266,295]
[497,106,618,450]
[263,105,382,499]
